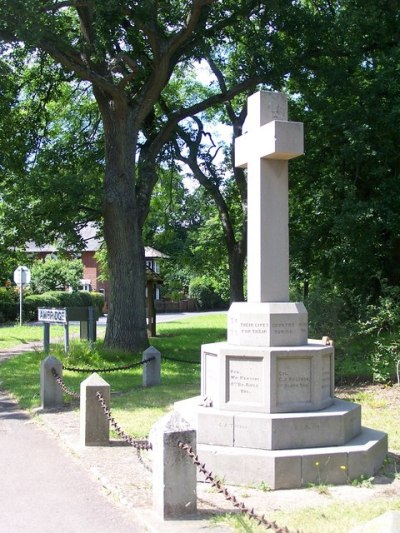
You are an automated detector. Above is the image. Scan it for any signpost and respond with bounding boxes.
[13,266,31,326]
[38,306,97,353]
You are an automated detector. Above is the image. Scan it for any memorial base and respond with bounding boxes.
[201,340,334,413]
[174,333,388,490]
[175,396,388,489]
[195,429,387,489]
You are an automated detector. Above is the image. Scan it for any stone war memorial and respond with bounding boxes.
[175,90,388,489]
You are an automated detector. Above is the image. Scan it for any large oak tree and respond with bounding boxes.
[0,1,263,352]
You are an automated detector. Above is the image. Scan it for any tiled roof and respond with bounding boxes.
[26,224,169,259]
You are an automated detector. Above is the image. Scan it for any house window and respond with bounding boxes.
[80,279,92,291]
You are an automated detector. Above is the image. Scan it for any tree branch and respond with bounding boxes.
[38,39,121,100]
[168,0,214,55]
[173,121,237,249]
[148,75,264,160]
[41,1,90,12]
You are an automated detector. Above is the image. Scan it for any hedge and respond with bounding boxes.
[0,291,105,323]
[0,302,19,323]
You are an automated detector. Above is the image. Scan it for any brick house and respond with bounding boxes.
[26,224,167,313]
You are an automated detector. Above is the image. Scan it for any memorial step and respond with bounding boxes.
[175,397,362,450]
[196,427,387,490]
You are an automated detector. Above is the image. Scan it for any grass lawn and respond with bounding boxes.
[1,313,399,532]
[0,324,79,350]
[0,314,227,435]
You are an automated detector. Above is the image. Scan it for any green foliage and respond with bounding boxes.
[0,287,18,303]
[257,481,271,493]
[301,283,350,339]
[0,287,20,323]
[0,302,17,323]
[370,339,400,384]
[189,276,227,310]
[0,50,103,252]
[24,290,104,321]
[356,287,400,383]
[288,0,400,313]
[78,291,104,315]
[350,475,374,488]
[30,257,83,293]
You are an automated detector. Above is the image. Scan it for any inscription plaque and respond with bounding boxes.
[226,356,263,405]
[321,354,332,398]
[227,303,309,347]
[277,357,311,405]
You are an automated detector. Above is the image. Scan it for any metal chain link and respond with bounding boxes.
[178,442,297,533]
[162,355,200,365]
[51,368,80,399]
[63,356,155,374]
[96,391,153,451]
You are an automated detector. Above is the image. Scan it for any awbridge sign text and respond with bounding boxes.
[38,308,67,324]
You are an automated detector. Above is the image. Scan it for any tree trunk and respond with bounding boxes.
[99,96,149,353]
[228,244,246,303]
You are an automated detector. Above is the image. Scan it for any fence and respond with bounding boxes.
[155,299,198,313]
[40,354,294,531]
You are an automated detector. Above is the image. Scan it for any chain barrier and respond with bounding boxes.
[50,368,295,530]
[178,442,297,533]
[63,356,155,374]
[51,368,80,399]
[162,355,200,365]
[96,391,153,451]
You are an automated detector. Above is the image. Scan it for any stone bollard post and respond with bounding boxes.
[40,355,63,409]
[80,373,110,446]
[142,346,161,387]
[150,411,197,520]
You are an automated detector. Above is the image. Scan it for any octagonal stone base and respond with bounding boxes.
[201,341,334,414]
[175,397,361,450]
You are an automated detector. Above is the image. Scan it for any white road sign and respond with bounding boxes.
[13,266,31,286]
[38,308,67,324]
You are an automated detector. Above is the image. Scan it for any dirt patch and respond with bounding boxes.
[0,341,42,361]
[336,382,400,403]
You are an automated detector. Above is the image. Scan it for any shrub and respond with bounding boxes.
[0,302,18,323]
[85,292,105,315]
[370,337,400,383]
[30,257,83,293]
[0,287,18,303]
[189,276,226,310]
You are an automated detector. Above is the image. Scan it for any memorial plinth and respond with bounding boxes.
[201,340,334,414]
[175,90,387,489]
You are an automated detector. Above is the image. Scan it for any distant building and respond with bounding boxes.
[26,224,168,312]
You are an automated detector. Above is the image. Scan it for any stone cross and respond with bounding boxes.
[235,91,304,303]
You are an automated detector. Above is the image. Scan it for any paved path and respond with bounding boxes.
[0,391,142,533]
[0,311,233,533]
